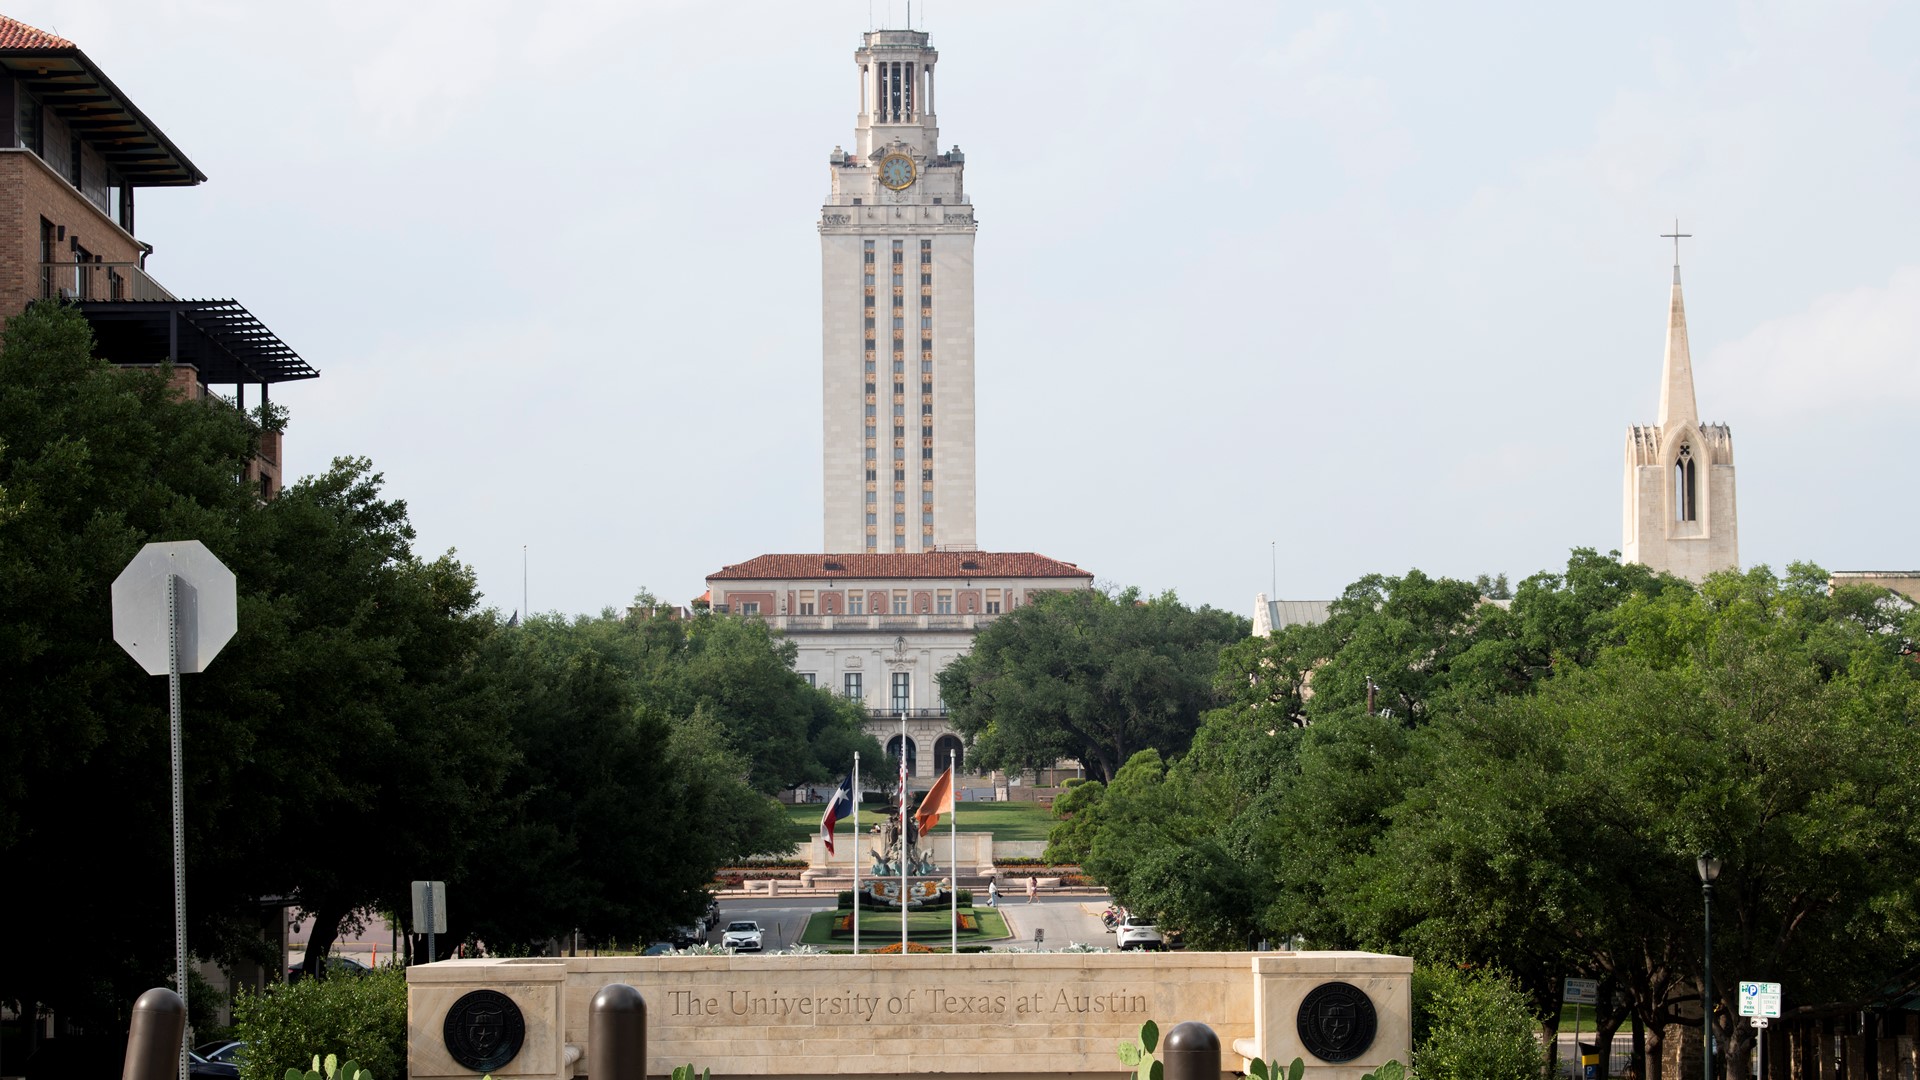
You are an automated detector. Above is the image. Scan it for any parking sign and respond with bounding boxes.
[1738,981,1781,1018]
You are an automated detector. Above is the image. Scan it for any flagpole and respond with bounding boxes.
[852,751,861,956]
[900,709,909,954]
[951,748,960,953]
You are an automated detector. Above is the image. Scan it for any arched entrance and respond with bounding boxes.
[885,734,917,778]
[934,734,965,776]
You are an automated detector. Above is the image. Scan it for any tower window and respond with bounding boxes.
[1675,444,1697,522]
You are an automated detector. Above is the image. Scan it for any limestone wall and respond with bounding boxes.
[409,951,1410,1080]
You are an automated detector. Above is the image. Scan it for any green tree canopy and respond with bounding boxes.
[939,587,1249,782]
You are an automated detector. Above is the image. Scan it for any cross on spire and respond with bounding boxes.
[1661,219,1692,266]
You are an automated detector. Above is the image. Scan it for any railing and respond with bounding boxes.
[39,260,175,302]
[773,612,999,633]
[875,707,948,719]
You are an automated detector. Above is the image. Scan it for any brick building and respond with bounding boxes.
[0,14,315,495]
[706,551,1092,780]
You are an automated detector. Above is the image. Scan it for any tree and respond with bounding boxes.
[446,613,798,952]
[939,588,1249,782]
[1339,565,1920,1079]
[0,303,277,1029]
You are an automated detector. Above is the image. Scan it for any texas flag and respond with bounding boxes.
[819,773,855,855]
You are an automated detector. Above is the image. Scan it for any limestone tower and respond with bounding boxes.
[1622,250,1738,582]
[820,29,978,555]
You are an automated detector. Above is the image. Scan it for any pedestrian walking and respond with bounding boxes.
[987,880,999,906]
[1026,875,1037,903]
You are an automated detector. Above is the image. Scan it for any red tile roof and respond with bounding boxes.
[708,552,1093,582]
[0,15,75,50]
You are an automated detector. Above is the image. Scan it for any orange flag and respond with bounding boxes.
[914,766,955,838]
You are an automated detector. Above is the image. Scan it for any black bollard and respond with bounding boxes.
[121,987,186,1080]
[589,983,647,1080]
[1162,1021,1222,1080]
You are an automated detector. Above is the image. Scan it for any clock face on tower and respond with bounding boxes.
[879,152,916,190]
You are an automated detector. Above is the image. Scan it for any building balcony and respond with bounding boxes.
[774,612,994,633]
[40,260,175,303]
[869,707,950,721]
[37,261,317,388]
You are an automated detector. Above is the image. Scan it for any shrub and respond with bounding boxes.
[1410,964,1544,1080]
[232,966,407,1080]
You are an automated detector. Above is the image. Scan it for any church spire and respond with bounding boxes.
[1656,222,1698,428]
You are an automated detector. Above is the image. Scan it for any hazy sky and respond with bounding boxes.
[31,1,1920,618]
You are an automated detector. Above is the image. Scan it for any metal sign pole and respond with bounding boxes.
[426,888,437,964]
[168,573,189,1080]
[111,540,238,1080]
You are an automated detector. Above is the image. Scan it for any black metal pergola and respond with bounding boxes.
[76,298,317,391]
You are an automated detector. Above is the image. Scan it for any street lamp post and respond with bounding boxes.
[1698,854,1721,1080]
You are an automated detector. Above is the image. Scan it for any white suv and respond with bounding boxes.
[1115,915,1166,951]
[721,920,764,951]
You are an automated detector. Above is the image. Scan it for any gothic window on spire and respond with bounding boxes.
[1674,444,1696,522]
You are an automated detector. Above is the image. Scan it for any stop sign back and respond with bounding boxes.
[111,540,237,675]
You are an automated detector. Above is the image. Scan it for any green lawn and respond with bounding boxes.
[797,906,1011,946]
[783,800,1056,845]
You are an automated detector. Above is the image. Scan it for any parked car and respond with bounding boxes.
[287,955,374,982]
[721,920,764,952]
[641,941,678,956]
[670,924,706,947]
[189,1039,244,1078]
[1115,915,1166,951]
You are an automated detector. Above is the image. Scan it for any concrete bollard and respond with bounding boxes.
[121,987,186,1080]
[589,983,647,1080]
[1162,1021,1222,1080]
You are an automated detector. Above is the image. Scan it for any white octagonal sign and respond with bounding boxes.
[112,540,238,676]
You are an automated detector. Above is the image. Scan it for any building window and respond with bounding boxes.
[986,589,1002,615]
[892,592,909,615]
[891,671,911,712]
[801,672,816,687]
[936,590,953,614]
[849,593,865,615]
[799,591,815,615]
[1674,445,1696,522]
[844,672,863,700]
[740,601,760,616]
